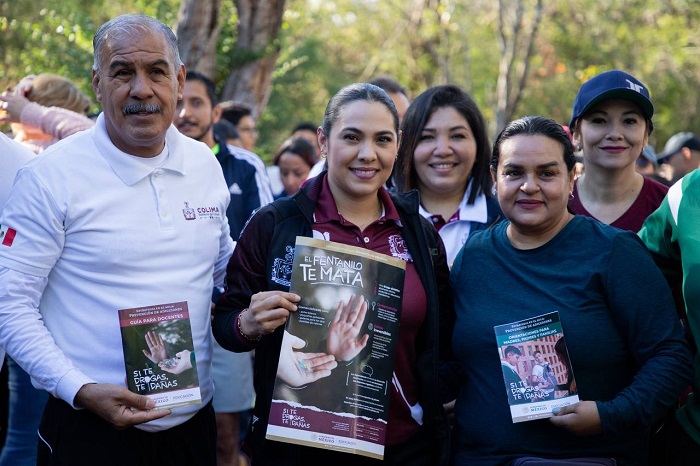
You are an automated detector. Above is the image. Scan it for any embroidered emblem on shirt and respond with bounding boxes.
[271,245,295,286]
[182,203,221,220]
[182,202,196,220]
[229,183,243,195]
[312,230,330,241]
[388,234,412,261]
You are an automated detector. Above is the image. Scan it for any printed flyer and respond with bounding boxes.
[119,301,201,409]
[494,311,579,423]
[266,236,406,459]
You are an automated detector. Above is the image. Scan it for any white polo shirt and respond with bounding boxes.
[0,114,234,431]
[418,184,488,268]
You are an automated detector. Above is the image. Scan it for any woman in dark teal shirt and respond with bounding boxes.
[449,116,691,465]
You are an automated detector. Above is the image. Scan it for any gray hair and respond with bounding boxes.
[92,14,183,72]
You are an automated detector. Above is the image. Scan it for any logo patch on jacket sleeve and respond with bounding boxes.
[271,245,295,286]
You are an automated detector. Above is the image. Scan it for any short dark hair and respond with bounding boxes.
[292,121,318,134]
[369,75,408,97]
[504,346,521,357]
[213,119,240,142]
[273,137,318,168]
[185,71,218,106]
[394,84,492,204]
[491,116,576,173]
[321,83,398,139]
[220,101,253,126]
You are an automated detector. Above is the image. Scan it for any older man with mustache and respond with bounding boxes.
[0,14,233,466]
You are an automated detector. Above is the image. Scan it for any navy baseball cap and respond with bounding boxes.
[569,70,654,128]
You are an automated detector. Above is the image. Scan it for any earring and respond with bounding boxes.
[569,191,575,200]
[491,185,497,196]
[575,144,582,152]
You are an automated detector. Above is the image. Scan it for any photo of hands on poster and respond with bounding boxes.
[119,301,201,409]
[266,237,406,459]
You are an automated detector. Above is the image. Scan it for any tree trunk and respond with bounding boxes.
[175,0,222,78]
[220,0,287,120]
[495,0,543,136]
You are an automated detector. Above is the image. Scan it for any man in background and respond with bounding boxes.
[290,121,321,156]
[369,75,411,124]
[174,70,272,466]
[219,101,258,152]
[656,132,700,184]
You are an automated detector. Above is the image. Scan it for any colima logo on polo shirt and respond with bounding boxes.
[182,202,222,221]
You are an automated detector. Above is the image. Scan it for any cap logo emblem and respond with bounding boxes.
[626,79,644,94]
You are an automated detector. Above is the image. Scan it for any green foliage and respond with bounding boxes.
[525,0,700,147]
[254,2,356,162]
[256,35,337,161]
[1,3,96,104]
[0,0,179,121]
[213,1,240,86]
[5,0,700,157]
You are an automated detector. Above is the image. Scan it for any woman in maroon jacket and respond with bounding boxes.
[213,82,454,466]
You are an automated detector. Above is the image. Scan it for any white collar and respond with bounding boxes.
[418,181,488,223]
[91,113,187,186]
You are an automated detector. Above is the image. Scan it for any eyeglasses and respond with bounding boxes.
[238,126,258,135]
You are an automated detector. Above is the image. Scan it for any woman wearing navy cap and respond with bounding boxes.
[568,69,668,232]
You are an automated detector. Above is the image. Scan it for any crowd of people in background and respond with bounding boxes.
[0,12,700,466]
